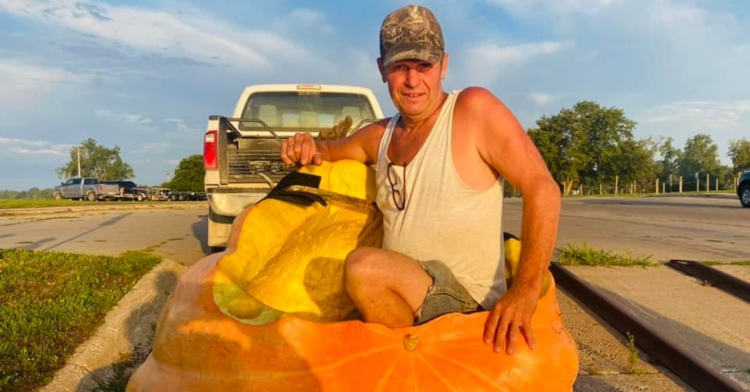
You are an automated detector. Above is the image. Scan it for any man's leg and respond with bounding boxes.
[344,247,433,327]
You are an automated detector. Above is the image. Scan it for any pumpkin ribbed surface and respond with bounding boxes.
[126,160,579,392]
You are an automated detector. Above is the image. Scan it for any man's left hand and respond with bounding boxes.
[483,286,540,354]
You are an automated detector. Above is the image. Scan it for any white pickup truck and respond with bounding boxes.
[202,84,385,251]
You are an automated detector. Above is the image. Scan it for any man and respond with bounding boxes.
[280,4,561,355]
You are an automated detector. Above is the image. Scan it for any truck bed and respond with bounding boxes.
[225,137,291,184]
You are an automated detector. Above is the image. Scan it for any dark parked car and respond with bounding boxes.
[737,171,750,208]
[101,180,150,201]
[169,191,207,201]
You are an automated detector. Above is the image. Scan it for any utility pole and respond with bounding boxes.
[77,147,82,178]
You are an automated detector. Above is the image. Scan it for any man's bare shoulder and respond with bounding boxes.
[350,117,390,139]
[455,87,518,126]
[341,117,391,163]
[456,87,504,111]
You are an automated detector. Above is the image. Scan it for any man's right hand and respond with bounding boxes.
[281,133,323,166]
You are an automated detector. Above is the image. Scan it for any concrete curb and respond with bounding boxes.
[40,259,187,392]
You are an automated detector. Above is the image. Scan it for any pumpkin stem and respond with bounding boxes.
[403,334,420,352]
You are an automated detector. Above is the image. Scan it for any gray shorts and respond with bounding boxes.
[415,260,482,325]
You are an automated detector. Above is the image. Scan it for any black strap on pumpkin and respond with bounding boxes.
[503,232,520,242]
[260,171,327,207]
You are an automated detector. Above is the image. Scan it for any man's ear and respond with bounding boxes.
[440,53,450,81]
[377,58,387,83]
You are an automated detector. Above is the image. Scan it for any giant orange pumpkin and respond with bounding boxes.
[127,160,578,391]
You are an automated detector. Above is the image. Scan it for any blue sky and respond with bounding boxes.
[1,0,749,190]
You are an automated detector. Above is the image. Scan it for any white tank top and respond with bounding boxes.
[375,90,507,308]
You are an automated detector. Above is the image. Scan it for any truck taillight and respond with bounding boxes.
[204,130,218,170]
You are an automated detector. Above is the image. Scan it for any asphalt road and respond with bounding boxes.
[2,195,747,265]
[507,194,750,263]
[0,204,210,265]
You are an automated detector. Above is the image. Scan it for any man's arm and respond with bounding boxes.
[281,120,388,166]
[463,87,561,354]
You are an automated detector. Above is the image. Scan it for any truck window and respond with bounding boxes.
[65,178,81,186]
[239,92,376,131]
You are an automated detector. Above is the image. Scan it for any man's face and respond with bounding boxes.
[378,54,449,119]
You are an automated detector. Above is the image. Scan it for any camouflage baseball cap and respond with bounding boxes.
[379,5,445,67]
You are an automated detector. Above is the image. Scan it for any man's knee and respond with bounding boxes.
[344,247,381,284]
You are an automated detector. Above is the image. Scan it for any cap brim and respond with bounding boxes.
[382,44,443,68]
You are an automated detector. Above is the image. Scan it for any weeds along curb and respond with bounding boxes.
[39,258,187,392]
[0,203,205,217]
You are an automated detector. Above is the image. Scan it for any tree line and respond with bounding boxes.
[527,101,750,196]
[4,101,748,199]
[0,188,54,200]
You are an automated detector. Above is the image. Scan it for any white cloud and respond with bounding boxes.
[463,41,570,84]
[134,142,170,155]
[165,159,181,166]
[286,8,334,33]
[0,59,90,106]
[472,41,569,64]
[647,1,709,26]
[163,118,201,135]
[484,0,621,16]
[644,101,750,130]
[96,110,153,126]
[733,44,750,54]
[527,92,555,106]
[482,0,739,44]
[0,137,74,156]
[0,0,316,69]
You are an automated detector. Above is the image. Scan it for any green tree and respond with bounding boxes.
[528,101,638,195]
[56,138,134,181]
[678,134,721,188]
[167,154,205,192]
[728,138,750,173]
[654,137,682,192]
[716,164,737,191]
[528,115,582,194]
[607,138,659,193]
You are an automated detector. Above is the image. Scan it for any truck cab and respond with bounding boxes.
[203,84,385,250]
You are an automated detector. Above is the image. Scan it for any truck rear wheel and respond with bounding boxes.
[86,191,96,202]
[740,184,750,208]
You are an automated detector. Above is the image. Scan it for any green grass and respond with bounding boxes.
[557,243,656,267]
[0,249,161,392]
[0,199,99,209]
[625,332,643,374]
[0,199,174,211]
